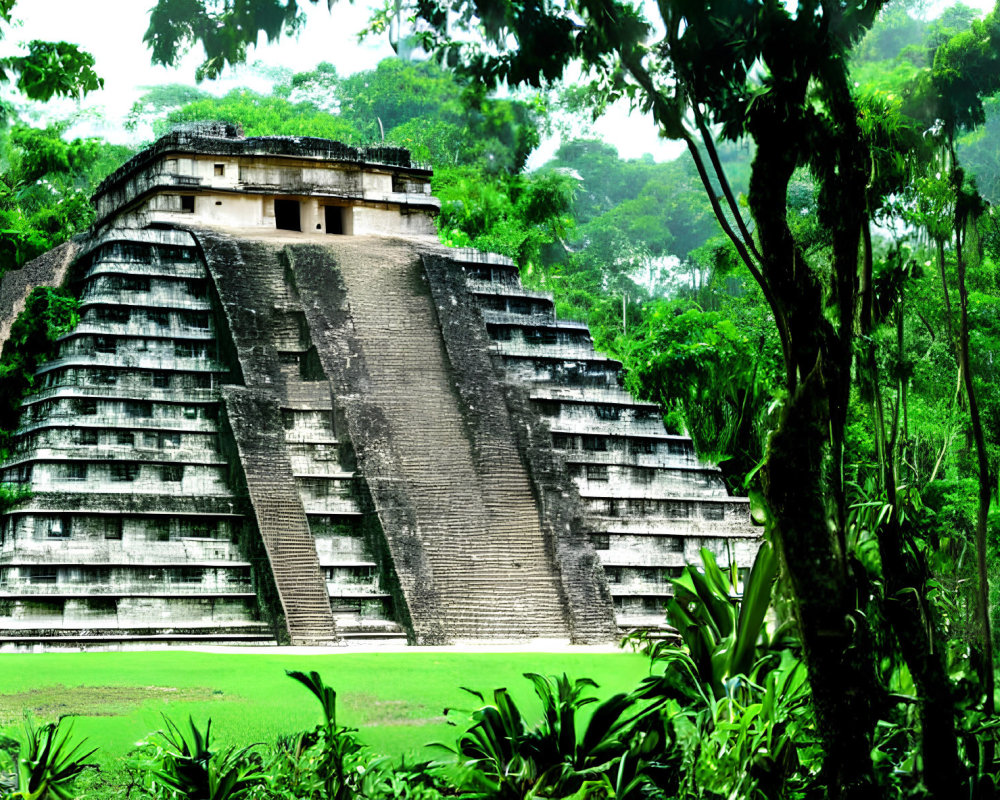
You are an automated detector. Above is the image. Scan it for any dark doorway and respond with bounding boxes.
[325,205,345,235]
[275,199,301,231]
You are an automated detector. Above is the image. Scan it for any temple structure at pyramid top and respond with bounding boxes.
[92,122,439,236]
[0,125,760,650]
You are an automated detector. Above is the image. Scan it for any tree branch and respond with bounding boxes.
[692,105,763,264]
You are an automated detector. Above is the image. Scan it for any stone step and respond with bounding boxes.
[295,238,572,643]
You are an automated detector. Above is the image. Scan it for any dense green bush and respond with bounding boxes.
[0,286,79,451]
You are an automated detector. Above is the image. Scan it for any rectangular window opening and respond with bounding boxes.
[110,464,140,482]
[536,400,560,417]
[28,568,58,584]
[154,522,170,542]
[589,533,610,550]
[122,277,150,292]
[595,404,621,421]
[552,433,576,451]
[47,517,70,538]
[125,401,152,419]
[75,400,98,416]
[65,463,87,481]
[162,465,184,482]
[104,519,123,540]
[582,435,607,452]
[586,465,609,482]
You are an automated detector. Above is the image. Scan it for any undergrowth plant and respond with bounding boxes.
[0,716,96,800]
[136,716,264,800]
[263,669,368,800]
[436,671,672,799]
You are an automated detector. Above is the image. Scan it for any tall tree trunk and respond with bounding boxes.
[938,239,957,350]
[955,217,996,754]
[750,128,881,800]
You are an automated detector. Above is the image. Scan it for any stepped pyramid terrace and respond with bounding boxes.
[0,123,761,650]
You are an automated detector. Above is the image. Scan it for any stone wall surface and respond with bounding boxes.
[194,230,338,645]
[0,228,272,649]
[93,128,437,233]
[285,243,444,644]
[459,259,760,629]
[220,386,338,645]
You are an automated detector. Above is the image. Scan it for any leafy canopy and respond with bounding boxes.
[145,0,331,81]
[0,1,102,106]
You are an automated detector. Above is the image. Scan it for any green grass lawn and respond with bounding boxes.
[0,649,650,764]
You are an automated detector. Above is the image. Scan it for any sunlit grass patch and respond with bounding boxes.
[0,649,647,764]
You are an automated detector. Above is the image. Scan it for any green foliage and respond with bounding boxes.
[265,670,371,800]
[158,89,361,141]
[0,287,79,448]
[277,61,338,111]
[439,673,663,799]
[933,6,1000,135]
[546,139,656,222]
[126,84,211,131]
[0,483,29,514]
[665,543,781,699]
[149,56,540,176]
[619,543,819,799]
[435,166,575,265]
[960,95,1000,203]
[620,289,781,488]
[321,58,539,174]
[0,40,102,102]
[137,716,265,800]
[0,5,104,109]
[259,669,452,799]
[854,5,929,66]
[337,58,465,139]
[145,0,311,82]
[0,125,132,272]
[4,716,96,800]
[547,138,739,263]
[669,650,818,800]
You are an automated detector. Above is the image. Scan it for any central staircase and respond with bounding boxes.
[295,238,571,642]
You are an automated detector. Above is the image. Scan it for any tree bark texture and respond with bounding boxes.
[749,121,882,799]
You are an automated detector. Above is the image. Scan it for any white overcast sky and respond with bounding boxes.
[3,0,997,167]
